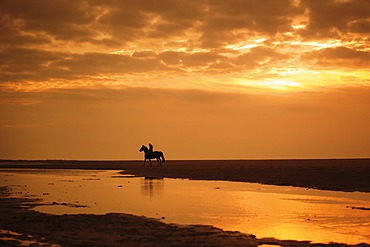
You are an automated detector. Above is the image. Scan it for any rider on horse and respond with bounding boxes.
[140,144,165,166]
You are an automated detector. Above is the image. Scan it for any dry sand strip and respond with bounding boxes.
[1,159,369,192]
[1,187,369,247]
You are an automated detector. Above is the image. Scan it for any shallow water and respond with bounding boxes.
[1,169,369,244]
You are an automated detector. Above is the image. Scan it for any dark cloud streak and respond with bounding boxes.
[300,0,370,39]
[0,46,293,83]
[302,46,370,68]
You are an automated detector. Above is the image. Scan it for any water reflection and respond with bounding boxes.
[141,177,164,198]
[1,169,370,244]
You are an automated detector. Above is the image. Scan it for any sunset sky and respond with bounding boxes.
[1,0,369,160]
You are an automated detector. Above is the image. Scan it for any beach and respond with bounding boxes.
[1,159,370,246]
[1,159,369,192]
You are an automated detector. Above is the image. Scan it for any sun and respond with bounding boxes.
[261,80,302,91]
[236,78,303,92]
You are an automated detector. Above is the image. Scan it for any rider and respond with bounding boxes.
[148,143,153,154]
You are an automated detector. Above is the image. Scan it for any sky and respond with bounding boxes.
[1,0,370,160]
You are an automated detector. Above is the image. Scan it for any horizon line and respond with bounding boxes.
[1,158,369,162]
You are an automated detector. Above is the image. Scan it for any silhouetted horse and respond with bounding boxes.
[139,145,165,167]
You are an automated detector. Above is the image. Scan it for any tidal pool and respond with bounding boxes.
[1,169,369,244]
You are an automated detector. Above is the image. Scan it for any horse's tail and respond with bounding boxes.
[161,152,165,162]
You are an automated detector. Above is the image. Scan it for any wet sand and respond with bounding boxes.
[1,159,369,192]
[1,159,370,246]
[1,194,257,246]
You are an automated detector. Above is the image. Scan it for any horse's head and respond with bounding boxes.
[139,145,147,152]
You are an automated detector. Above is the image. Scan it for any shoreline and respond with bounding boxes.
[1,159,370,192]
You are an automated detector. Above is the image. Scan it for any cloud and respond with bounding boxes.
[56,52,167,75]
[0,48,64,82]
[158,51,222,67]
[0,14,51,47]
[0,0,303,49]
[0,48,171,83]
[1,44,293,85]
[1,0,369,49]
[302,46,370,68]
[199,0,302,47]
[233,46,290,68]
[0,0,369,92]
[348,19,370,34]
[0,0,97,42]
[207,0,301,24]
[299,0,370,39]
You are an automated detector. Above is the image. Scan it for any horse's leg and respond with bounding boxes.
[149,159,152,167]
[143,158,146,167]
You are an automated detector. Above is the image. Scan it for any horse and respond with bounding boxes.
[139,145,165,167]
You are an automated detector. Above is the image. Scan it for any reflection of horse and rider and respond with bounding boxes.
[139,143,165,166]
